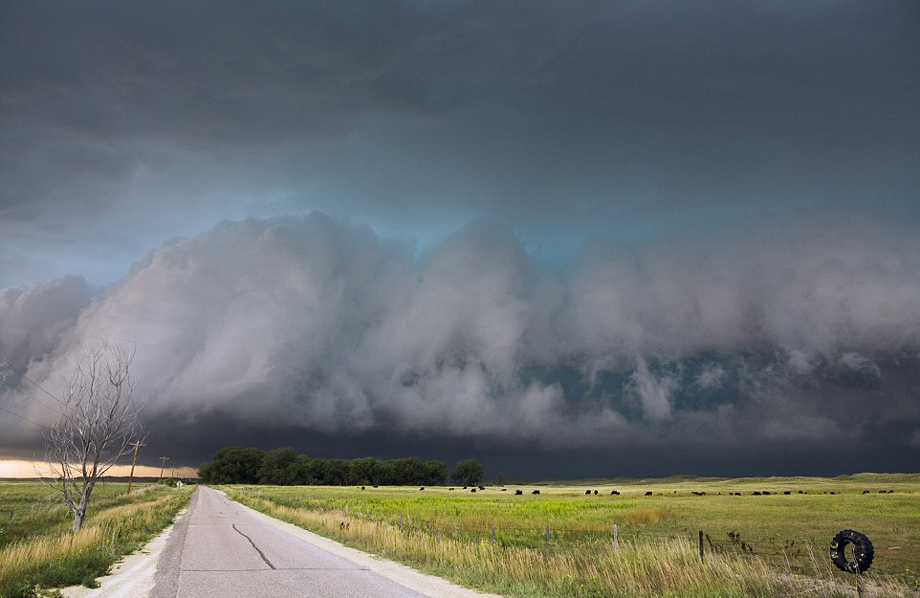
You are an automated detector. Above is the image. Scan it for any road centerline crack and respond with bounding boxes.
[232,523,276,569]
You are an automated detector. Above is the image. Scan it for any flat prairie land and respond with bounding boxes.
[225,472,920,598]
[0,481,192,598]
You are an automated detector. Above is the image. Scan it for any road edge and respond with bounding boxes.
[213,487,504,598]
[60,489,196,598]
[148,486,199,598]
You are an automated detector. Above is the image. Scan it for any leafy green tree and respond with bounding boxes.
[451,459,484,486]
[198,447,266,484]
[424,460,448,485]
[198,446,448,486]
[389,457,428,485]
[379,460,396,485]
[320,459,350,485]
[258,447,301,485]
[293,455,320,484]
[349,457,383,485]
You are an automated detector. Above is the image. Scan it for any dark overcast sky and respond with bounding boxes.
[1,1,918,477]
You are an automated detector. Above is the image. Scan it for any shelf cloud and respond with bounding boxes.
[2,211,918,473]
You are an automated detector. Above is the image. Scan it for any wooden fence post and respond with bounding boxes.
[699,530,704,561]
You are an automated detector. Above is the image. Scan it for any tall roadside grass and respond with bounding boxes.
[227,490,913,598]
[0,485,191,598]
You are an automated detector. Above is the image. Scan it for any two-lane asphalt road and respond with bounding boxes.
[150,486,448,598]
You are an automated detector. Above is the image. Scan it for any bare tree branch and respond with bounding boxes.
[41,341,145,532]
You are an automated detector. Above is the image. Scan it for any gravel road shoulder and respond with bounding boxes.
[60,494,193,598]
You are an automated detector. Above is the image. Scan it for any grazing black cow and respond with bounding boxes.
[783,491,791,495]
[361,486,365,490]
[645,491,653,496]
[830,492,836,495]
[373,485,379,488]
[501,488,507,491]
[515,490,523,495]
[463,486,467,489]
[585,490,591,495]
[753,491,761,496]
[532,490,540,495]
[763,491,771,495]
[471,488,477,493]
[863,490,870,494]
[449,488,454,490]
[798,491,805,494]
[610,490,620,495]
[479,486,485,490]
[420,487,425,491]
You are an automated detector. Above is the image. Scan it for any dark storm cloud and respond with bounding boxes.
[1,213,918,474]
[2,1,918,287]
[1,2,918,475]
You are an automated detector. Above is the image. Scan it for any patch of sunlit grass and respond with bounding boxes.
[227,488,915,598]
[0,483,191,598]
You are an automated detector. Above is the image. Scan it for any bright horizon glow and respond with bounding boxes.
[0,459,198,479]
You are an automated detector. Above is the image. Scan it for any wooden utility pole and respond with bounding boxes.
[158,456,170,480]
[126,441,146,494]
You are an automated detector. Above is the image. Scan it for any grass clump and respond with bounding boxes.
[0,482,191,598]
[224,475,918,598]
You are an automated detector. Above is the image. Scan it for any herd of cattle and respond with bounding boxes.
[409,487,898,496]
[360,485,896,496]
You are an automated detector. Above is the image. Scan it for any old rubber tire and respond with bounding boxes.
[829,530,874,573]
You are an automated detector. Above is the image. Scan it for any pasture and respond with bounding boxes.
[225,472,920,598]
[0,481,192,598]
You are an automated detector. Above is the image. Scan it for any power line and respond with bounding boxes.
[0,356,66,406]
[0,377,64,416]
[0,403,50,430]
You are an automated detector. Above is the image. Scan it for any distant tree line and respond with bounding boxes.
[198,446,483,487]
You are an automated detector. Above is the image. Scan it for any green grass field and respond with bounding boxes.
[225,473,920,598]
[0,481,192,598]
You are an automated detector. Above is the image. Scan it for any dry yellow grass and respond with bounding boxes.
[0,527,102,578]
[233,493,913,598]
[0,484,191,597]
[625,507,668,525]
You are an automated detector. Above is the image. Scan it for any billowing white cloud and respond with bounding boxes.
[626,357,678,423]
[2,212,919,457]
[695,362,726,390]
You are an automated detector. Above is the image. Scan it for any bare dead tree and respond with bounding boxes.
[44,342,145,532]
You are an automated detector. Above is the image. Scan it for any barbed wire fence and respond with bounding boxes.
[231,487,915,586]
[330,506,906,574]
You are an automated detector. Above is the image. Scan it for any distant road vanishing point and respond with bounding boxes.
[151,486,493,598]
